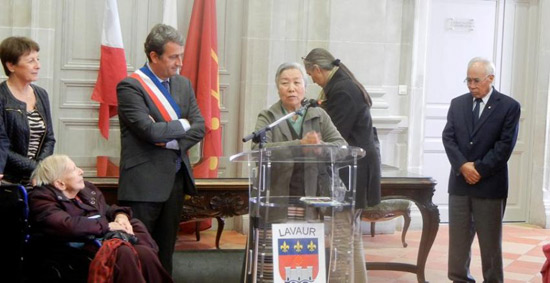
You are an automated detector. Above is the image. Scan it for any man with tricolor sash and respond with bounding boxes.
[116,23,205,275]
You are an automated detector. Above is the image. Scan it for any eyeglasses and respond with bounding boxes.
[463,75,490,85]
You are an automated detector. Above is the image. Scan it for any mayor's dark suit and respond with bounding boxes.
[442,87,520,282]
[117,72,205,273]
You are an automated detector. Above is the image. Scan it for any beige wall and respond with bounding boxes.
[240,0,412,169]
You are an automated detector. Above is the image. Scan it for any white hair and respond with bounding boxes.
[31,154,72,186]
[467,57,495,76]
[275,62,308,89]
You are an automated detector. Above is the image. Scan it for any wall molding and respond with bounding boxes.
[59,117,120,127]
[58,79,98,109]
[60,0,139,71]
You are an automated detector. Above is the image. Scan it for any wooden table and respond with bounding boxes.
[88,168,437,283]
[371,170,439,283]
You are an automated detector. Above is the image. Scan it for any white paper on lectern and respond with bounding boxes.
[272,223,326,283]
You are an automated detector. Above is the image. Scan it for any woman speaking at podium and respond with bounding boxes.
[253,62,346,199]
[253,62,346,151]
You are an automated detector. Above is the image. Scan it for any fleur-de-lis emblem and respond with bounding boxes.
[307,240,317,252]
[294,240,303,252]
[280,241,290,253]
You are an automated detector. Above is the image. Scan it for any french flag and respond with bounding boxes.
[91,0,127,139]
[162,0,178,28]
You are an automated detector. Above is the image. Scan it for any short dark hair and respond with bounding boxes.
[0,36,40,76]
[144,24,184,62]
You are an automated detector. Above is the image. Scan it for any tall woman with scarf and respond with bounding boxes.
[303,48,382,283]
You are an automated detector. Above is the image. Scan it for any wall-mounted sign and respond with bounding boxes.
[446,18,475,32]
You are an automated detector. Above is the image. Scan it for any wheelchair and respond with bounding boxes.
[0,184,100,283]
[0,184,29,282]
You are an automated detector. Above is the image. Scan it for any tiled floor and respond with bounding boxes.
[175,223,550,282]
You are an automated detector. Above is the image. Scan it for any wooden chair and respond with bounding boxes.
[361,199,412,247]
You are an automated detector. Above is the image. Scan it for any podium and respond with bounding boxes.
[231,145,365,283]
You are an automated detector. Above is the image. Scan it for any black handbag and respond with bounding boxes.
[103,230,139,245]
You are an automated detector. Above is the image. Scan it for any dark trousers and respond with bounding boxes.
[114,244,173,283]
[448,194,506,283]
[120,169,185,275]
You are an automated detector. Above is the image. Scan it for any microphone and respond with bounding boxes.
[241,99,320,146]
[301,98,320,108]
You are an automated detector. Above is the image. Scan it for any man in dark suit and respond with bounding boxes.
[443,57,520,282]
[117,24,205,274]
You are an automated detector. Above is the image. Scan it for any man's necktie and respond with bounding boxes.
[473,98,482,126]
[162,80,170,94]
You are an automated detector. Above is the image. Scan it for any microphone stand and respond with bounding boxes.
[242,105,308,149]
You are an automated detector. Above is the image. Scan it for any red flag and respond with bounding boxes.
[181,0,222,178]
[91,0,127,139]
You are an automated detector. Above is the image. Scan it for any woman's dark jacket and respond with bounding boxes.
[0,81,55,182]
[0,112,9,173]
[29,181,131,242]
[322,68,382,208]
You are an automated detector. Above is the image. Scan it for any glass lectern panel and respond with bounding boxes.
[230,145,365,283]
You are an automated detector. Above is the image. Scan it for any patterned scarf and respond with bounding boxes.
[88,238,141,283]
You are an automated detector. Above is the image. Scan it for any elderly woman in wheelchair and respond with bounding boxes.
[28,154,172,282]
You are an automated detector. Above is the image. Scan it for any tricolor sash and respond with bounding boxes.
[130,65,182,121]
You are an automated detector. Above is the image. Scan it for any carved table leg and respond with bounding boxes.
[364,198,439,283]
[195,222,201,241]
[215,217,225,249]
[402,212,411,248]
[415,201,440,282]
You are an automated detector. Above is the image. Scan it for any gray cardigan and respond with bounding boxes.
[251,100,347,221]
[252,100,346,149]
